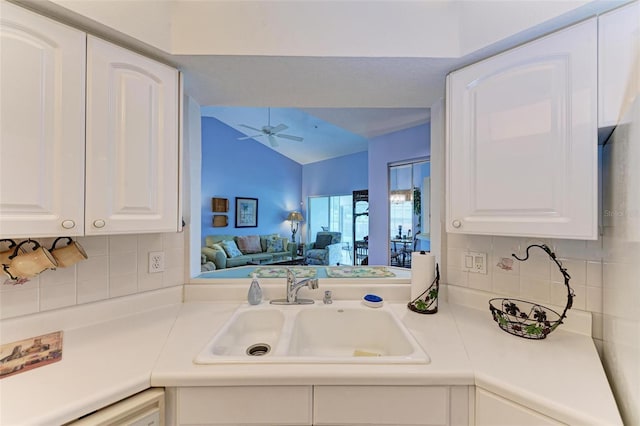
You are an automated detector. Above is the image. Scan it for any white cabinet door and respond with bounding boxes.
[599,1,640,129]
[176,386,312,425]
[446,18,598,240]
[0,2,85,238]
[476,388,565,426]
[314,386,452,425]
[86,35,179,235]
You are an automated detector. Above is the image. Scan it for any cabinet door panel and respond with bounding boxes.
[0,2,85,237]
[86,35,178,235]
[314,385,449,425]
[177,386,312,425]
[476,388,565,426]
[447,18,597,240]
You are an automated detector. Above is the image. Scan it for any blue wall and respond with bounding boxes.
[302,151,368,198]
[201,117,302,245]
[368,123,431,264]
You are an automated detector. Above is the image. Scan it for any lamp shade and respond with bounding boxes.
[286,211,304,222]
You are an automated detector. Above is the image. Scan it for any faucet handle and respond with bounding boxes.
[323,290,333,304]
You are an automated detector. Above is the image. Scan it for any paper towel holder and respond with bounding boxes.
[407,261,439,315]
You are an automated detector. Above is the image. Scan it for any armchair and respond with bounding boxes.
[304,232,342,265]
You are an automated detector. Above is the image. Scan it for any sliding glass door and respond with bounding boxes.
[308,195,353,265]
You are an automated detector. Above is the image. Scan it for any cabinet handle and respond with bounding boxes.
[93,219,106,229]
[61,220,76,229]
[452,220,462,228]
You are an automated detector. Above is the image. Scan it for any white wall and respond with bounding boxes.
[26,0,599,58]
[0,233,184,320]
[183,94,202,279]
[602,97,640,425]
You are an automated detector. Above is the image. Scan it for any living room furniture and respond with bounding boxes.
[304,232,342,265]
[201,234,294,269]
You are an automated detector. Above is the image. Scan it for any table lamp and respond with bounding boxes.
[286,211,304,243]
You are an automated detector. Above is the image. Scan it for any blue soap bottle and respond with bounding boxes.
[248,273,263,305]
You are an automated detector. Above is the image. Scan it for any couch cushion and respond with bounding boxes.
[221,240,243,258]
[236,235,262,254]
[315,234,333,249]
[266,237,284,253]
[226,255,253,267]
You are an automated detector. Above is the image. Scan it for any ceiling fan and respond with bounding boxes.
[237,108,304,147]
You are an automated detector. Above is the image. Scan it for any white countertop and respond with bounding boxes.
[0,285,623,426]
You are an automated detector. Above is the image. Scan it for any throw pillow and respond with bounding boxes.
[220,240,243,258]
[315,234,334,249]
[266,237,284,253]
[236,235,262,254]
[260,234,279,252]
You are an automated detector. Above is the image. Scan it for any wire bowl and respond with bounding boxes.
[489,244,574,340]
[489,298,563,339]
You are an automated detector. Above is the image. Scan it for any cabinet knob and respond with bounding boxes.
[452,220,462,228]
[61,220,76,229]
[93,219,106,229]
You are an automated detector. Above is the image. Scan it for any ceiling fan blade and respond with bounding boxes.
[239,124,263,133]
[276,133,304,142]
[270,123,288,133]
[268,135,279,147]
[238,134,263,140]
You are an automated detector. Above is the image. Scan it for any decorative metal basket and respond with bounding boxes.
[489,244,574,340]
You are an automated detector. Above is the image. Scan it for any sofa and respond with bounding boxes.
[201,234,294,269]
[304,231,342,265]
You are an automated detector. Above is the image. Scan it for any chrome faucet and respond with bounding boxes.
[270,268,318,305]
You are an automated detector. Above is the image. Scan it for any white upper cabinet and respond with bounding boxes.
[446,18,598,240]
[85,36,179,235]
[599,1,639,129]
[0,2,86,238]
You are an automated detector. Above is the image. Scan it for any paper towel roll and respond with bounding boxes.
[411,252,435,301]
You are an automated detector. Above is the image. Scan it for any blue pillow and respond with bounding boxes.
[221,240,243,258]
[315,234,333,249]
[266,237,284,253]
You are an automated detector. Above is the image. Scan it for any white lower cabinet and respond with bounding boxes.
[172,385,471,426]
[314,385,471,426]
[475,388,564,426]
[175,386,313,425]
[68,388,165,425]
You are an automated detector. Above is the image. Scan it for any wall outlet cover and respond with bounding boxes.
[462,251,487,274]
[149,251,165,273]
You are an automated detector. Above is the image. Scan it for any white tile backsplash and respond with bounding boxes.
[0,232,185,319]
[445,233,606,338]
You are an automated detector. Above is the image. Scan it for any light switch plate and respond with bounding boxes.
[462,251,487,274]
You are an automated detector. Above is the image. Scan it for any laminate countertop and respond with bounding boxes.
[0,285,622,425]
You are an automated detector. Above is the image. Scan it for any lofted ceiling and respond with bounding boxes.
[201,106,430,164]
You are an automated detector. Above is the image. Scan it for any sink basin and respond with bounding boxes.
[194,302,430,364]
[196,308,285,358]
[288,307,419,359]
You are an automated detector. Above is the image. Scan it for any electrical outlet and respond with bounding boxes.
[148,251,165,273]
[462,251,487,274]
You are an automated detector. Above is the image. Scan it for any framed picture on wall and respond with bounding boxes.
[235,197,258,228]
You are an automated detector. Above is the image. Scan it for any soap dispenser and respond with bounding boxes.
[248,273,263,305]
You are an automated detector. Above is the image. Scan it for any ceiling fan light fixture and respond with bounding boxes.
[237,107,304,146]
